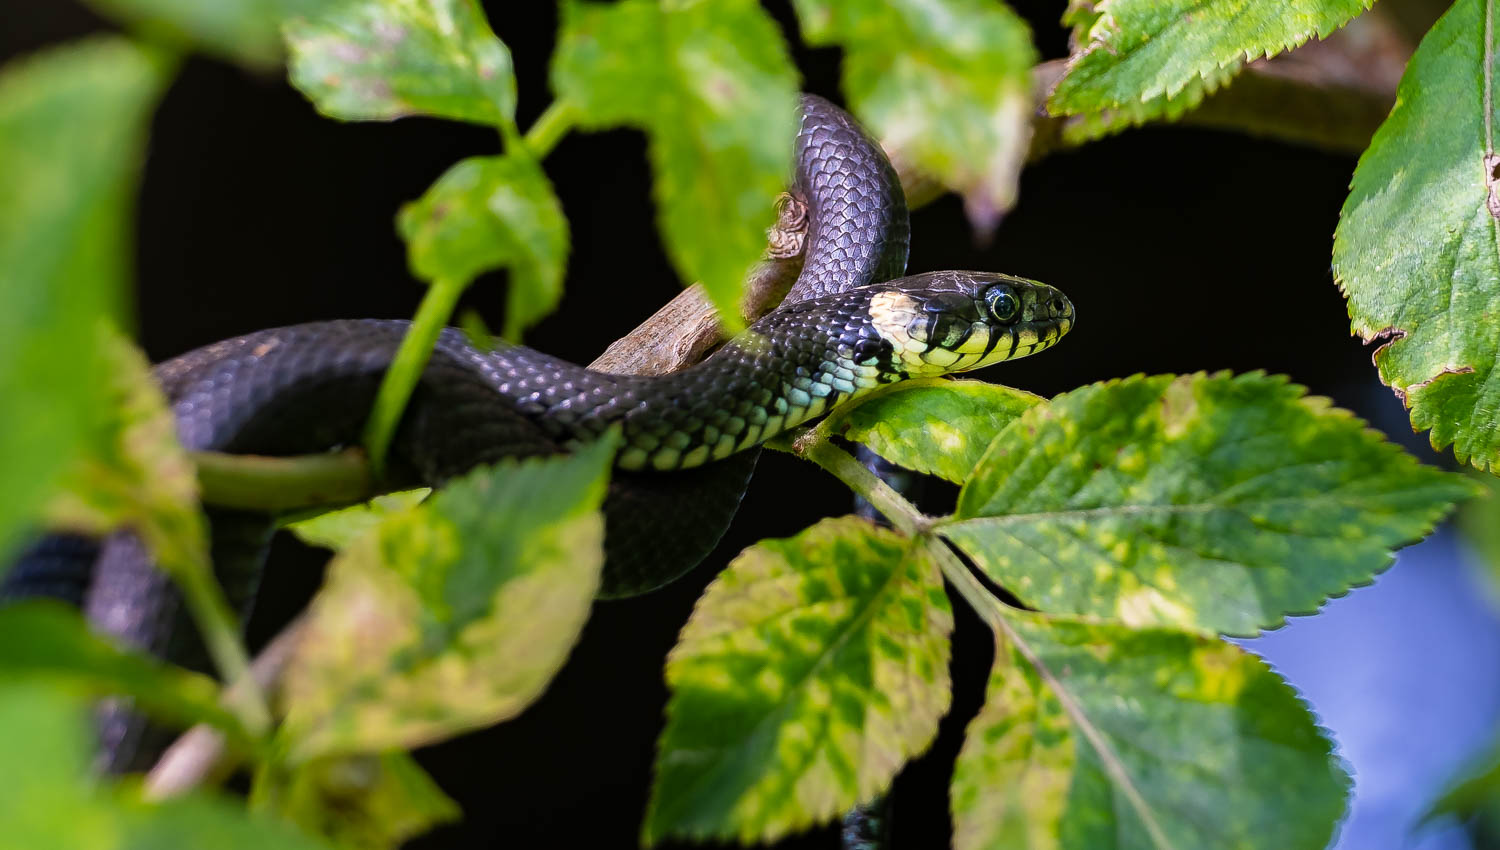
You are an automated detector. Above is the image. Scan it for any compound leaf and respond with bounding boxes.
[397,153,568,339]
[0,37,168,561]
[818,377,1042,484]
[1049,0,1372,141]
[644,516,953,844]
[552,0,798,329]
[793,0,1037,227]
[1333,0,1500,473]
[941,373,1477,635]
[281,439,613,761]
[952,612,1348,850]
[286,0,516,126]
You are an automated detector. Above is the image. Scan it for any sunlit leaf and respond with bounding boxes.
[286,0,516,125]
[818,378,1042,484]
[644,516,952,844]
[281,439,614,760]
[1333,0,1500,473]
[951,611,1348,850]
[1049,0,1372,142]
[397,153,568,339]
[86,0,330,68]
[44,329,211,585]
[0,602,242,744]
[0,682,332,849]
[0,38,168,561]
[285,489,431,552]
[941,373,1477,635]
[551,0,797,328]
[278,752,460,849]
[793,0,1037,227]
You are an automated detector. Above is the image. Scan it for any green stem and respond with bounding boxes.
[193,449,373,512]
[174,564,270,735]
[523,99,577,159]
[788,435,927,536]
[363,276,467,480]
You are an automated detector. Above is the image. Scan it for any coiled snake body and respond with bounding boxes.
[4,96,1073,770]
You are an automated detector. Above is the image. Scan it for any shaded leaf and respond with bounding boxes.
[1049,0,1372,141]
[397,153,568,339]
[941,373,1477,635]
[551,0,797,328]
[952,612,1348,850]
[0,602,242,744]
[44,329,211,585]
[1333,0,1500,473]
[86,0,330,68]
[286,0,516,125]
[278,752,460,849]
[0,37,167,561]
[818,378,1042,484]
[281,439,614,760]
[793,0,1037,227]
[644,516,952,844]
[0,682,332,850]
[285,489,431,552]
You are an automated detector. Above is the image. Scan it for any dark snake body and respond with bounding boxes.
[3,96,1076,772]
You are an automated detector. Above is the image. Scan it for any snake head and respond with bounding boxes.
[867,271,1074,376]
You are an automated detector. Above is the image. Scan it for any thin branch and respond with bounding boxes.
[193,448,373,512]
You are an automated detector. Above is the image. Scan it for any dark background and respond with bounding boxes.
[4,2,1456,848]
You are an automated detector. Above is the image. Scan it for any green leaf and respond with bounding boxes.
[644,516,953,844]
[793,0,1038,226]
[285,0,516,126]
[281,439,614,761]
[1049,0,1372,140]
[45,329,212,589]
[285,489,431,551]
[0,37,167,561]
[277,752,460,849]
[85,0,329,68]
[1459,472,1500,588]
[941,373,1478,635]
[0,602,243,744]
[551,0,798,329]
[397,153,569,339]
[952,612,1348,850]
[0,682,333,850]
[818,378,1042,484]
[1333,0,1500,473]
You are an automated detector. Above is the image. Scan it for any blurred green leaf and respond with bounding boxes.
[285,489,431,551]
[278,752,459,849]
[0,37,168,562]
[1333,0,1500,474]
[86,0,330,68]
[0,602,243,745]
[286,0,516,125]
[551,0,797,329]
[1459,472,1500,589]
[0,682,332,850]
[397,153,569,339]
[644,516,952,844]
[1050,0,1372,142]
[951,612,1348,850]
[941,373,1478,635]
[818,378,1042,484]
[44,330,211,586]
[281,439,614,761]
[793,0,1037,227]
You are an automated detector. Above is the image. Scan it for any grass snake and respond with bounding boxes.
[3,95,1074,771]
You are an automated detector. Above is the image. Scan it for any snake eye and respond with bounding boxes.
[983,284,1020,324]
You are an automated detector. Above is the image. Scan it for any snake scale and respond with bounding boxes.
[2,95,1074,772]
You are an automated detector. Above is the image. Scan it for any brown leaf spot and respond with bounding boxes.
[1359,325,1407,368]
[1485,153,1500,220]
